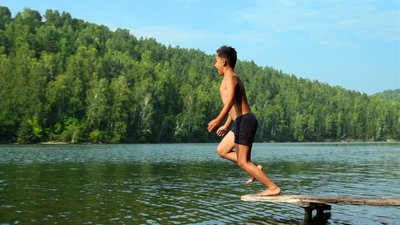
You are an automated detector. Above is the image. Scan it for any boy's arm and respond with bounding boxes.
[222,115,232,128]
[208,76,236,132]
[216,115,232,136]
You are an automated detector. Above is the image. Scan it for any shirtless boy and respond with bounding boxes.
[207,45,281,196]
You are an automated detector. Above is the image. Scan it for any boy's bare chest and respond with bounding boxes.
[219,82,228,99]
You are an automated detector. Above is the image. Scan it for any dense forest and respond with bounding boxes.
[373,89,400,103]
[0,6,399,143]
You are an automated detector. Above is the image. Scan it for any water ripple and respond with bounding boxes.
[0,143,399,224]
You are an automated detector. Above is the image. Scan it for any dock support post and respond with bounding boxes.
[299,201,331,221]
[303,207,313,221]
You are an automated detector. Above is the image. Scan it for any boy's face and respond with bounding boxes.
[214,55,225,76]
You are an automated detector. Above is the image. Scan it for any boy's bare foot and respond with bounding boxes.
[246,164,263,184]
[256,187,281,196]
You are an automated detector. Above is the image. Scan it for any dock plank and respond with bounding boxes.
[241,195,400,206]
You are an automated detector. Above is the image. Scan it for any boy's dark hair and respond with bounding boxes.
[216,45,237,68]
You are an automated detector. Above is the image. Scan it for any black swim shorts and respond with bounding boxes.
[232,113,258,145]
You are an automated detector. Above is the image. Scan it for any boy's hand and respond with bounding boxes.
[207,118,220,132]
[216,126,227,136]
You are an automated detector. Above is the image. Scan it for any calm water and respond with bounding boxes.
[0,143,399,225]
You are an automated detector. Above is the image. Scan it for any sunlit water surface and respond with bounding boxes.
[0,143,399,224]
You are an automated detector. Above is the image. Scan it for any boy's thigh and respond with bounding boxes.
[217,131,235,153]
[235,143,253,161]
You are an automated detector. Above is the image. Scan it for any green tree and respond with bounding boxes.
[0,6,11,30]
[61,117,84,144]
[86,78,111,135]
[110,76,131,142]
[17,115,42,143]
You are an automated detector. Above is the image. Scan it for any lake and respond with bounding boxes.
[0,143,399,224]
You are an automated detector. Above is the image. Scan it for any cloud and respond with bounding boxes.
[236,0,400,46]
[129,25,279,52]
[131,25,215,47]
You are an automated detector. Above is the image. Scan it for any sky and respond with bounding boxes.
[1,0,399,95]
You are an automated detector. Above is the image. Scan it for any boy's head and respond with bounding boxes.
[216,45,237,69]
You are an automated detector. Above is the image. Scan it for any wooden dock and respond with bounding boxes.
[241,194,400,221]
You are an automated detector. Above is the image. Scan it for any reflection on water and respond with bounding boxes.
[0,143,399,224]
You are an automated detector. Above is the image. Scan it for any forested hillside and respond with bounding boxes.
[0,7,399,143]
[373,89,400,103]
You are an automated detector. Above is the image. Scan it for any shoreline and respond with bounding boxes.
[2,140,399,145]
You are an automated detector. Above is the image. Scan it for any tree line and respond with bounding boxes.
[373,89,400,103]
[0,6,399,143]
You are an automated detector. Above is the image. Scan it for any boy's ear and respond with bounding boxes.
[222,58,228,66]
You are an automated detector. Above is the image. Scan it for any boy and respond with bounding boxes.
[207,45,281,196]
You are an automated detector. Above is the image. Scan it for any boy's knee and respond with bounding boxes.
[216,147,225,157]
